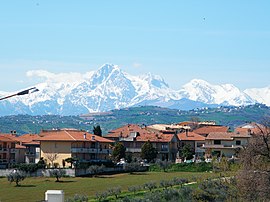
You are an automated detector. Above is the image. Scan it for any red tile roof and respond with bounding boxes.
[193,126,229,135]
[16,134,40,145]
[177,132,205,141]
[0,135,16,142]
[207,132,252,140]
[107,124,176,142]
[36,129,114,143]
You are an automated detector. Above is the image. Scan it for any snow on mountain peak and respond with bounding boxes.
[0,63,267,115]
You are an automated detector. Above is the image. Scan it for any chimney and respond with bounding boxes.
[185,129,188,137]
[92,135,95,140]
[83,133,87,139]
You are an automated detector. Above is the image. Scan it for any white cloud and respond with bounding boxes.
[132,63,142,68]
[26,69,86,83]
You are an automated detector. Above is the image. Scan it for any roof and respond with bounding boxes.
[107,124,176,143]
[36,129,114,143]
[206,132,251,140]
[234,122,266,136]
[16,134,40,145]
[193,126,229,135]
[15,144,26,149]
[0,135,16,142]
[177,132,205,141]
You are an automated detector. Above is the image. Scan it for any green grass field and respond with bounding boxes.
[0,172,218,202]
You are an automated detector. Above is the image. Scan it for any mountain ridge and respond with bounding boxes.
[0,63,268,115]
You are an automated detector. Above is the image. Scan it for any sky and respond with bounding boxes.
[0,0,270,92]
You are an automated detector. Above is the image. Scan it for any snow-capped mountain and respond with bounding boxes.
[244,87,270,106]
[179,79,255,106]
[0,63,266,115]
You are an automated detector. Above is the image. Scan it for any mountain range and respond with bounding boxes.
[0,63,269,116]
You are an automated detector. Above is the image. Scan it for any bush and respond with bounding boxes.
[7,170,26,186]
[95,191,108,201]
[107,186,121,199]
[65,194,88,202]
[143,181,157,192]
[11,162,45,173]
[149,162,212,172]
[49,169,66,182]
[88,165,105,177]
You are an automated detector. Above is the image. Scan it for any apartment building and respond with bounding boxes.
[0,135,16,168]
[36,129,114,167]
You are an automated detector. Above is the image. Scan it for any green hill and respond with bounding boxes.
[0,104,269,135]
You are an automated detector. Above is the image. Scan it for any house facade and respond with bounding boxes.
[0,135,16,168]
[36,129,114,167]
[203,132,251,158]
[177,131,206,158]
[106,124,179,161]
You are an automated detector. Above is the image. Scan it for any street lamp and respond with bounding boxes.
[0,87,39,101]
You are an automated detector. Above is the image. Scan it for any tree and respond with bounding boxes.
[141,141,157,163]
[236,122,270,201]
[181,144,194,160]
[65,157,77,168]
[49,169,66,182]
[45,153,58,168]
[93,125,102,137]
[156,159,172,172]
[7,170,26,186]
[88,165,105,177]
[112,142,126,162]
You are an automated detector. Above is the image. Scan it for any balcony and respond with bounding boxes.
[202,144,243,149]
[71,148,97,153]
[126,148,141,153]
[10,148,16,153]
[26,152,36,156]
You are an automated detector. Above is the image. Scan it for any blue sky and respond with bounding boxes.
[0,1,269,91]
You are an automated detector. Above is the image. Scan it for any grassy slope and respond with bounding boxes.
[0,104,269,135]
[0,172,217,202]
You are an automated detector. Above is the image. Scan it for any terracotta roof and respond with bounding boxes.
[36,129,114,143]
[193,126,229,135]
[0,134,17,142]
[16,134,40,145]
[177,132,205,141]
[107,124,176,142]
[234,123,267,136]
[15,144,26,149]
[206,132,234,140]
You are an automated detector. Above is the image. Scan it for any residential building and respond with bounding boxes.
[193,126,229,137]
[16,134,40,163]
[177,131,206,157]
[203,132,251,158]
[106,124,179,161]
[36,129,114,167]
[0,135,16,168]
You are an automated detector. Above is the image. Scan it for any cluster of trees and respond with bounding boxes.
[112,141,157,163]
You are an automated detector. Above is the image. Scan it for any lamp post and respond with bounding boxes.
[0,87,39,101]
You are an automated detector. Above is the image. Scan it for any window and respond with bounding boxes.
[236,140,241,145]
[214,140,221,145]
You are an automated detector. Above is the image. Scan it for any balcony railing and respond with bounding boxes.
[71,148,112,154]
[126,148,141,153]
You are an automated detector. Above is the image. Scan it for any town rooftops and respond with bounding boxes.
[0,134,16,142]
[15,134,40,145]
[36,129,114,143]
[107,124,177,142]
[193,126,229,135]
[177,132,205,141]
[206,132,251,140]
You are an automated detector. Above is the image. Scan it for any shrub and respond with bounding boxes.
[65,194,88,202]
[49,169,66,182]
[95,191,108,201]
[88,165,105,177]
[128,185,142,195]
[107,186,121,199]
[143,181,157,192]
[7,170,26,186]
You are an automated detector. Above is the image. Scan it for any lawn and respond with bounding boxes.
[0,172,218,202]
